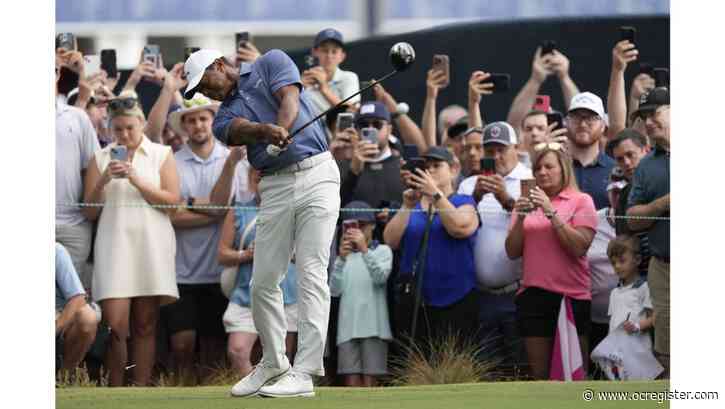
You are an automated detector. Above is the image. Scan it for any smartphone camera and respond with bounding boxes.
[56,33,76,51]
[361,128,379,144]
[480,158,496,176]
[304,55,319,69]
[336,112,355,132]
[541,40,556,55]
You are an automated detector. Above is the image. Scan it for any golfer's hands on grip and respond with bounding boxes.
[263,123,291,148]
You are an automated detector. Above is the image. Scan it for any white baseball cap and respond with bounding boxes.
[183,49,224,99]
[568,92,605,118]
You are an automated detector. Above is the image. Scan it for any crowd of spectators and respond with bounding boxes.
[55,26,670,385]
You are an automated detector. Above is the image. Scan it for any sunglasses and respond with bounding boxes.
[533,142,564,152]
[356,120,385,130]
[108,97,139,113]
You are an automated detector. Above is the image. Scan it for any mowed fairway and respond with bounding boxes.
[57,380,670,409]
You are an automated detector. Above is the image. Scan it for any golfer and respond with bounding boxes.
[183,49,340,398]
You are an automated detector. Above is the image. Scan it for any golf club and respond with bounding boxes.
[267,41,416,156]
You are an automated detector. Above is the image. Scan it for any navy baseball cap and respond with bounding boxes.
[314,28,344,48]
[342,201,376,223]
[355,101,391,124]
[421,146,455,164]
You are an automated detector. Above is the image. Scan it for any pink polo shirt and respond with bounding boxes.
[510,188,597,300]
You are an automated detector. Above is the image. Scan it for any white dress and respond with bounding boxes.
[92,136,178,305]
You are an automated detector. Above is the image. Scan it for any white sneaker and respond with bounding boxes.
[230,361,290,397]
[258,370,315,398]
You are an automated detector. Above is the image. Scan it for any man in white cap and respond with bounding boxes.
[182,49,340,397]
[566,92,615,210]
[161,94,231,384]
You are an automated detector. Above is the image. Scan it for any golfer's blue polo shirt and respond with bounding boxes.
[212,49,328,172]
[573,151,615,210]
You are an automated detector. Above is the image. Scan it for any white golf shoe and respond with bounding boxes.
[230,360,290,397]
[258,370,315,398]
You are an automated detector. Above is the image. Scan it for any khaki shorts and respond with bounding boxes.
[648,257,670,356]
[223,302,298,334]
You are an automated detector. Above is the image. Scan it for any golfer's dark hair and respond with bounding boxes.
[606,128,648,157]
[607,235,640,260]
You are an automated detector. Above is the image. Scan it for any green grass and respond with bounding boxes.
[57,380,670,409]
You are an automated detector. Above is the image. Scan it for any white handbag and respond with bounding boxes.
[220,215,257,299]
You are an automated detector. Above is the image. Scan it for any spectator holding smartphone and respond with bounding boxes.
[507,46,580,140]
[505,144,597,380]
[457,122,532,375]
[82,91,181,386]
[384,147,480,347]
[55,53,100,291]
[339,102,405,208]
[625,87,670,377]
[567,92,615,210]
[303,28,360,115]
[330,201,393,387]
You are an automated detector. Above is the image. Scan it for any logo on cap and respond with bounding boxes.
[640,93,649,104]
[360,104,375,115]
[491,126,501,138]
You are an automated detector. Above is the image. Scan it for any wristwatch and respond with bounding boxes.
[545,209,558,220]
[432,192,443,203]
[391,102,409,120]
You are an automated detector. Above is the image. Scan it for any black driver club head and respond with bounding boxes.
[390,42,415,72]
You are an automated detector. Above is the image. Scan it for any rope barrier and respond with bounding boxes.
[56,202,671,221]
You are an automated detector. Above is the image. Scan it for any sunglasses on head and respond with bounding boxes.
[108,97,138,113]
[357,120,385,130]
[533,142,564,152]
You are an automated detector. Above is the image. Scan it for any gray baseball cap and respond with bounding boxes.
[482,121,517,146]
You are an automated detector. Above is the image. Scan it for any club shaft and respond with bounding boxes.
[289,69,399,138]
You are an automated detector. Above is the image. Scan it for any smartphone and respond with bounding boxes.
[361,128,379,144]
[56,33,76,51]
[184,46,200,61]
[432,54,450,88]
[520,179,536,198]
[408,158,426,173]
[638,62,654,78]
[100,49,118,78]
[541,40,556,56]
[481,73,511,93]
[304,54,319,69]
[620,26,636,43]
[110,145,128,162]
[533,95,551,113]
[336,112,355,132]
[546,112,565,131]
[402,144,419,161]
[481,158,496,176]
[653,68,669,88]
[142,44,161,68]
[236,31,250,49]
[83,55,101,77]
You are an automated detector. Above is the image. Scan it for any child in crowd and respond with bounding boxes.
[302,28,360,115]
[591,235,662,380]
[607,235,654,335]
[330,201,393,387]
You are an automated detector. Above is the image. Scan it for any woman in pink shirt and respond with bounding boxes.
[505,144,597,380]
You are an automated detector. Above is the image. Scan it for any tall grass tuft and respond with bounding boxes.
[56,364,107,388]
[389,332,499,386]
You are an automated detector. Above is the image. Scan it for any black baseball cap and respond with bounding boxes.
[447,116,469,139]
[632,87,669,118]
[314,28,344,48]
[421,146,455,164]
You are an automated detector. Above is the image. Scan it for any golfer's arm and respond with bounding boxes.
[274,85,300,131]
[227,118,267,146]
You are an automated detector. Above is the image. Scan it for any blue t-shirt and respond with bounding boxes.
[212,49,328,172]
[573,152,615,210]
[399,194,478,307]
[55,243,85,312]
[229,200,298,307]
